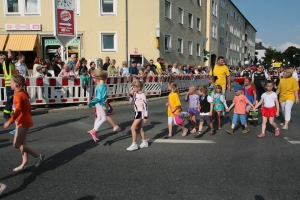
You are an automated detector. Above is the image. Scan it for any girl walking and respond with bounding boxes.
[208,76,217,98]
[242,78,256,123]
[127,80,149,151]
[164,81,188,139]
[194,86,215,138]
[87,69,109,142]
[3,75,44,171]
[255,81,280,138]
[185,86,199,133]
[213,85,228,129]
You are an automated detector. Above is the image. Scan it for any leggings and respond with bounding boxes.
[280,100,294,121]
[93,104,106,131]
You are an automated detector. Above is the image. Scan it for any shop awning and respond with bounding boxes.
[0,35,8,51]
[5,35,37,51]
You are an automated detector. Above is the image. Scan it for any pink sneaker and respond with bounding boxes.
[88,130,99,142]
[275,128,280,137]
[257,133,265,138]
[112,125,120,133]
[182,128,188,137]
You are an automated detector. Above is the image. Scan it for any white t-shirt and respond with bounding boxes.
[200,95,213,116]
[121,67,129,76]
[171,67,180,75]
[261,92,277,108]
[292,71,299,82]
[35,72,44,77]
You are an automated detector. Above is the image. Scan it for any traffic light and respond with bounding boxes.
[203,49,210,62]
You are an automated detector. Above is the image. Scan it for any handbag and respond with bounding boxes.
[168,102,190,125]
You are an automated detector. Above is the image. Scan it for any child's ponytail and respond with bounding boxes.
[168,81,179,94]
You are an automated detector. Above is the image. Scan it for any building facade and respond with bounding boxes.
[0,0,255,69]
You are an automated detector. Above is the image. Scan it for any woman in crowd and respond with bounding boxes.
[58,64,76,78]
[107,59,119,76]
[52,56,62,77]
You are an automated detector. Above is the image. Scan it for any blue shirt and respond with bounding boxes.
[89,84,108,109]
[68,60,75,72]
[129,66,139,75]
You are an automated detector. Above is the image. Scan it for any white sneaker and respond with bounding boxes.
[126,143,139,151]
[139,142,149,149]
[280,123,284,127]
[0,183,7,195]
[282,125,288,130]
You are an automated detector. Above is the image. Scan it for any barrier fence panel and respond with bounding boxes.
[0,75,209,107]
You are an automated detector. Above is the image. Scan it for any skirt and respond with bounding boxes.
[188,107,199,116]
[261,106,277,118]
[94,101,115,117]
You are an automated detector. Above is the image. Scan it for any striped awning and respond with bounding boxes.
[5,35,37,51]
[0,35,8,51]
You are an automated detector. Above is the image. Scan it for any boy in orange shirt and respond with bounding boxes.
[226,85,256,134]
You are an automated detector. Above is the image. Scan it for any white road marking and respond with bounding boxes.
[147,139,215,144]
[288,141,300,144]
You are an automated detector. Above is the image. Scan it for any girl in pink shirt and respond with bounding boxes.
[226,85,255,134]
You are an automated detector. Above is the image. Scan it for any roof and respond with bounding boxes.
[255,42,267,50]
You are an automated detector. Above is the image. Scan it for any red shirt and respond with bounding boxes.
[242,86,255,96]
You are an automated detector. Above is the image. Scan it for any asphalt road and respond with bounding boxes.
[0,91,300,200]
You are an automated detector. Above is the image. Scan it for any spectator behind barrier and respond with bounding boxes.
[58,64,76,78]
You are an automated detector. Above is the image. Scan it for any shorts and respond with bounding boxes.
[232,113,246,125]
[188,107,199,116]
[134,111,142,119]
[261,106,277,118]
[168,116,177,125]
[199,115,211,124]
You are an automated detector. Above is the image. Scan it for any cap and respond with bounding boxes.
[244,61,249,65]
[234,84,243,92]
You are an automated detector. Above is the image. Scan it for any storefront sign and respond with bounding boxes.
[5,24,41,31]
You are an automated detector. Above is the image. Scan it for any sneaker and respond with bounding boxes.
[226,129,234,134]
[127,143,139,151]
[242,128,250,133]
[182,128,188,137]
[275,128,280,137]
[194,131,202,138]
[282,125,288,130]
[0,183,7,195]
[139,141,149,149]
[209,129,215,136]
[9,129,16,135]
[112,125,120,133]
[280,123,284,127]
[257,133,265,138]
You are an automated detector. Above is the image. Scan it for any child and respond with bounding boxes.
[3,75,44,171]
[185,86,199,133]
[226,85,256,134]
[164,81,188,139]
[35,66,44,77]
[242,77,257,124]
[213,85,228,129]
[79,59,89,87]
[208,76,217,98]
[194,86,215,138]
[254,81,280,138]
[87,70,109,142]
[127,80,149,151]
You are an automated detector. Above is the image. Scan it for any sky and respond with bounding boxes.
[231,0,300,52]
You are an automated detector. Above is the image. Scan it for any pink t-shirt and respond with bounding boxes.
[58,70,76,77]
[233,95,249,114]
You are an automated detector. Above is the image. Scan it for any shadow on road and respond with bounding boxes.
[77,195,96,200]
[254,195,265,200]
[0,139,98,199]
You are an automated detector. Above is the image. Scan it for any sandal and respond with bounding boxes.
[35,154,45,168]
[13,164,30,172]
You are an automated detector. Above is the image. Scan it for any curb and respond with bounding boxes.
[31,92,188,116]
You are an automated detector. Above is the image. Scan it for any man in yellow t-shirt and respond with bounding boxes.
[209,56,231,94]
[155,57,162,75]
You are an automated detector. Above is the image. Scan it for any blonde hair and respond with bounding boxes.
[284,68,293,78]
[199,85,208,95]
[168,81,179,94]
[132,80,144,90]
[92,69,108,80]
[110,59,116,65]
[0,54,7,59]
[214,85,222,93]
[11,75,30,99]
[36,66,42,71]
[189,85,196,93]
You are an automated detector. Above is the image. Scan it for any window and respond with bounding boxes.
[212,1,217,17]
[188,13,193,28]
[196,43,200,56]
[165,34,171,52]
[220,37,225,46]
[221,0,225,9]
[197,18,201,31]
[5,0,40,15]
[178,38,183,53]
[220,17,225,28]
[230,7,233,17]
[100,32,117,52]
[165,0,171,19]
[197,0,201,6]
[188,41,193,55]
[211,23,217,39]
[100,0,116,15]
[178,7,183,24]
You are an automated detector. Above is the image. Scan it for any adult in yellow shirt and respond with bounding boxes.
[155,57,162,75]
[276,67,299,130]
[209,56,231,94]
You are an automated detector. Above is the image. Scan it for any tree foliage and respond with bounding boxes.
[262,46,300,66]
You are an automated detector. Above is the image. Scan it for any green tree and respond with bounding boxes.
[282,46,300,66]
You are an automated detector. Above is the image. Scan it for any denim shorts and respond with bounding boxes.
[232,113,246,125]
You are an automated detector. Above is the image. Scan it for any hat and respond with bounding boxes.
[244,61,250,65]
[234,84,243,92]
[131,60,137,64]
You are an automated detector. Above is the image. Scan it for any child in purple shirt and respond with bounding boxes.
[185,86,200,133]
